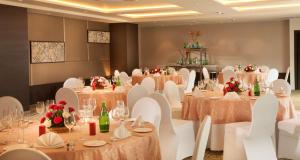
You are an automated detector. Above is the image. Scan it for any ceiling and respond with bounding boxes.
[1,0,300,26]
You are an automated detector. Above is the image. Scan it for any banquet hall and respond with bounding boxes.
[0,0,300,159]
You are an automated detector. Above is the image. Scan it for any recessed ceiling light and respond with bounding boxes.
[35,0,180,13]
[215,0,267,5]
[233,3,300,11]
[120,11,200,18]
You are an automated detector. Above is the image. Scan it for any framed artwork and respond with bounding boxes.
[30,41,65,64]
[88,31,110,43]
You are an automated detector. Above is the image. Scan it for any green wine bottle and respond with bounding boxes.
[116,77,121,86]
[253,78,260,96]
[99,102,110,133]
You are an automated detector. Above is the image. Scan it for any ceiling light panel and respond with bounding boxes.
[34,0,180,13]
[233,3,300,11]
[119,11,200,18]
[215,0,269,5]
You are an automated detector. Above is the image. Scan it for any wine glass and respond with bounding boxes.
[119,101,129,121]
[89,98,97,111]
[19,112,30,144]
[36,101,45,116]
[111,102,121,123]
[64,113,76,145]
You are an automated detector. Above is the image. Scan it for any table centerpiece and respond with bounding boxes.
[223,77,243,95]
[244,64,257,72]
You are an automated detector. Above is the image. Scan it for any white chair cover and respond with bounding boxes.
[55,88,79,112]
[149,93,195,160]
[63,78,84,90]
[119,72,130,85]
[140,77,155,94]
[131,97,161,132]
[0,96,23,118]
[127,85,148,115]
[223,94,279,160]
[271,79,291,96]
[222,70,236,83]
[222,66,235,72]
[259,65,270,73]
[285,67,290,82]
[114,70,120,77]
[178,68,189,83]
[192,116,212,160]
[163,81,181,108]
[0,148,51,160]
[266,68,279,84]
[168,67,176,75]
[202,67,210,80]
[132,69,142,76]
[185,70,196,93]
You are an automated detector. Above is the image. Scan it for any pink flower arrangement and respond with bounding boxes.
[40,101,76,128]
[90,76,107,90]
[223,77,242,94]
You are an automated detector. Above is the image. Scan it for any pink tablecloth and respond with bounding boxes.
[0,122,161,160]
[182,91,296,124]
[218,71,267,85]
[132,74,183,90]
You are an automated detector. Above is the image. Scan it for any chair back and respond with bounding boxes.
[202,67,210,80]
[131,97,161,131]
[185,70,196,93]
[141,77,155,94]
[192,116,212,160]
[272,79,291,96]
[163,81,181,107]
[285,67,290,82]
[55,88,79,112]
[0,148,51,160]
[222,70,236,83]
[132,69,142,76]
[178,68,190,85]
[127,85,148,115]
[149,93,178,160]
[222,66,235,72]
[266,68,279,84]
[259,65,270,73]
[119,72,130,85]
[63,78,84,90]
[168,67,176,75]
[0,96,23,118]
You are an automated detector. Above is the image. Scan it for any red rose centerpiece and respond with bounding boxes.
[244,64,257,72]
[223,77,242,95]
[40,100,76,133]
[90,76,107,90]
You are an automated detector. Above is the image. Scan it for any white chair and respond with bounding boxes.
[222,70,236,83]
[63,78,84,90]
[0,148,51,160]
[114,70,120,77]
[163,81,182,109]
[185,70,196,93]
[202,67,210,80]
[131,97,161,133]
[127,85,148,115]
[149,93,195,160]
[0,96,23,118]
[266,68,279,85]
[140,77,155,94]
[119,71,130,85]
[223,94,279,160]
[271,79,291,96]
[222,66,235,72]
[259,65,270,73]
[178,68,190,85]
[132,68,142,76]
[278,119,300,159]
[168,67,176,75]
[55,88,79,112]
[192,116,212,160]
[285,66,290,82]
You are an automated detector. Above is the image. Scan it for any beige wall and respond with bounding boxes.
[28,13,110,85]
[140,21,289,72]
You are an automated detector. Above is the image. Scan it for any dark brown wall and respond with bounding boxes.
[0,5,29,108]
[110,23,139,74]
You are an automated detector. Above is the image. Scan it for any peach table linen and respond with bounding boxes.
[218,71,267,85]
[77,87,129,115]
[0,122,161,160]
[182,91,296,124]
[132,74,183,90]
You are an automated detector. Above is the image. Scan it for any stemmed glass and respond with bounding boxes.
[119,101,129,121]
[111,101,121,123]
[89,98,97,111]
[19,112,30,144]
[64,112,76,146]
[36,101,45,117]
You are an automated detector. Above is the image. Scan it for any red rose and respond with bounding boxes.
[230,77,234,81]
[49,104,56,110]
[226,87,231,92]
[229,83,235,88]
[69,107,75,113]
[58,100,67,105]
[40,117,46,123]
[59,105,64,110]
[234,88,239,92]
[46,112,53,118]
[53,116,63,124]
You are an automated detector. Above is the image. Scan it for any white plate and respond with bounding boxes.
[133,128,153,133]
[83,140,106,147]
[210,97,221,99]
[4,144,31,151]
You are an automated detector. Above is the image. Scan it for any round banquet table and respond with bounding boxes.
[218,71,267,85]
[182,91,296,123]
[76,87,130,115]
[132,74,183,90]
[0,122,161,160]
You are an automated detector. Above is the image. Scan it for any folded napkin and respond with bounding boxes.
[153,73,160,77]
[36,132,64,148]
[113,123,131,139]
[131,115,144,127]
[192,87,203,97]
[114,86,126,93]
[223,92,240,100]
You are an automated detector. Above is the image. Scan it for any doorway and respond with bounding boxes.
[295,30,300,89]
